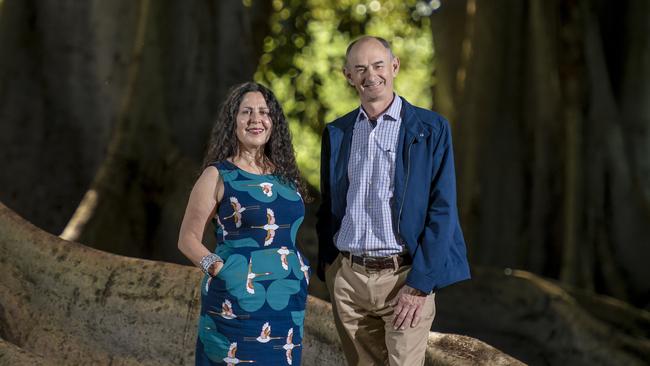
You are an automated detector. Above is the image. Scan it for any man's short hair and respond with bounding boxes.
[345,36,395,66]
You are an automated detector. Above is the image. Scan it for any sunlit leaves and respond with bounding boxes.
[256,0,434,189]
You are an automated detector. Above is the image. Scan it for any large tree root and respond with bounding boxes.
[435,268,650,365]
[0,202,523,365]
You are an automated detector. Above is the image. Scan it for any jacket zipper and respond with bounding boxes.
[397,136,416,235]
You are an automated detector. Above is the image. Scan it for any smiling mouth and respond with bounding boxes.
[363,82,382,89]
[246,128,265,135]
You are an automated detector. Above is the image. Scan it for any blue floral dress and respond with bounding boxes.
[196,161,310,365]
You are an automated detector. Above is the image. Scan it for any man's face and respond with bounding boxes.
[344,39,400,104]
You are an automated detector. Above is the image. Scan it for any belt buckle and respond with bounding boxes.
[364,256,389,272]
[365,263,381,272]
[361,257,378,272]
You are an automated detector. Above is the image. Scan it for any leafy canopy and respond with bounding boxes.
[254,0,435,189]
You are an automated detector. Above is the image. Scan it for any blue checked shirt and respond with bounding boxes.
[335,95,404,257]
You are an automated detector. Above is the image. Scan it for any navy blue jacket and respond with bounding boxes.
[316,97,471,293]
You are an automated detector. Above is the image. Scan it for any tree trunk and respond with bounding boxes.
[434,0,528,268]
[605,0,650,307]
[0,0,136,233]
[0,0,272,264]
[0,202,525,365]
[55,0,272,264]
[431,0,650,309]
[430,0,468,122]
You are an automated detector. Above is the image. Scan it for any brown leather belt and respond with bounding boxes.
[340,251,412,271]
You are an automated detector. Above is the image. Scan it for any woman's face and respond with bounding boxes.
[235,91,273,151]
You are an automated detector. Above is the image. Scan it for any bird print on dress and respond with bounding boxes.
[215,215,238,239]
[251,208,290,246]
[277,246,292,270]
[223,342,255,365]
[224,197,259,228]
[296,252,310,285]
[246,257,272,294]
[245,182,274,197]
[207,299,248,320]
[259,182,274,197]
[244,322,283,343]
[204,276,213,293]
[274,328,301,365]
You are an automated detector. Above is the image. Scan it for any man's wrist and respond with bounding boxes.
[412,288,427,296]
[405,284,428,296]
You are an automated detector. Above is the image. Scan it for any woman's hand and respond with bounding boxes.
[209,261,224,277]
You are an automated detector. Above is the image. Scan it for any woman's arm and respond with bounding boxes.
[178,166,224,276]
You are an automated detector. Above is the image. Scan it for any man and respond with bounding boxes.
[316,36,471,365]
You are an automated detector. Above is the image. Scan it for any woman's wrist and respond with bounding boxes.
[199,253,223,276]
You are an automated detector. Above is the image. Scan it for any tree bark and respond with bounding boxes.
[1,202,200,364]
[434,268,650,365]
[0,0,272,264]
[430,0,468,122]
[0,339,48,365]
[0,0,136,233]
[434,0,528,268]
[0,202,525,365]
[54,0,272,264]
[431,0,650,308]
[606,0,650,306]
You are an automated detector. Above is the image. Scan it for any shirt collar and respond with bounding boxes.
[357,93,402,123]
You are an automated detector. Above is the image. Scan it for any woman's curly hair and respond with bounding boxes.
[202,82,311,202]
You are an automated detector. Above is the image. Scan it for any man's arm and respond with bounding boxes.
[316,127,338,282]
[391,117,459,329]
[404,117,459,294]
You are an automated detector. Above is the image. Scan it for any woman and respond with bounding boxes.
[178,82,311,365]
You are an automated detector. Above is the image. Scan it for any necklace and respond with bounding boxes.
[233,156,267,175]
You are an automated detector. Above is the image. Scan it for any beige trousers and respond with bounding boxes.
[325,253,436,366]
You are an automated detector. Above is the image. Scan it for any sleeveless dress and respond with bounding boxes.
[195,161,310,366]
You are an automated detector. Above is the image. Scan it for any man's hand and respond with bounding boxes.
[388,284,427,330]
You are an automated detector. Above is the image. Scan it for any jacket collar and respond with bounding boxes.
[401,97,430,142]
[338,96,429,138]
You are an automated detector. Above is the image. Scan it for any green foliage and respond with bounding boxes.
[255,0,434,189]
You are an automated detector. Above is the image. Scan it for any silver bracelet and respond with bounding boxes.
[199,253,223,276]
